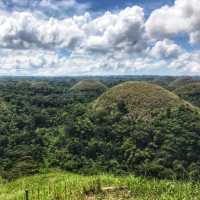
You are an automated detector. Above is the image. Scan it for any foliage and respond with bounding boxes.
[58,104,200,179]
[0,78,200,181]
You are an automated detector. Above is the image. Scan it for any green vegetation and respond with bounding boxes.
[174,83,200,107]
[169,77,199,89]
[55,82,200,179]
[0,77,200,184]
[0,80,72,179]
[1,171,200,200]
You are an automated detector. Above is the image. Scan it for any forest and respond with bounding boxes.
[0,76,200,181]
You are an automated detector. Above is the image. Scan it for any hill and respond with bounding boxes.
[151,76,176,89]
[169,77,199,89]
[92,81,189,121]
[1,171,200,200]
[69,80,107,100]
[174,83,200,107]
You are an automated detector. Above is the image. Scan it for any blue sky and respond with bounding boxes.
[0,0,199,76]
[78,0,174,14]
[2,0,175,18]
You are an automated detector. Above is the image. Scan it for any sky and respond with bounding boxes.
[0,0,200,76]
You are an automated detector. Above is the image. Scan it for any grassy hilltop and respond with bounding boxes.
[1,171,200,200]
[93,81,192,120]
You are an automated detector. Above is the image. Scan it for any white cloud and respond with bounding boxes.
[0,49,59,75]
[0,1,200,76]
[150,39,183,59]
[85,6,146,52]
[0,11,86,50]
[0,0,90,17]
[146,0,200,44]
[168,51,200,74]
[0,6,146,54]
[190,31,200,45]
[0,5,149,76]
[0,46,199,76]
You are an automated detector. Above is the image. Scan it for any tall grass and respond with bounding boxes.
[0,171,200,200]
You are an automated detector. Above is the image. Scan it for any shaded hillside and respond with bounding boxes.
[174,83,200,107]
[169,77,199,89]
[151,76,176,89]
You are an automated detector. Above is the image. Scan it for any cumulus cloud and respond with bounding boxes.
[150,39,183,59]
[0,11,87,50]
[0,49,59,75]
[168,51,200,74]
[0,6,146,54]
[85,6,146,54]
[0,4,154,76]
[190,31,200,45]
[0,0,89,17]
[0,1,200,76]
[146,0,200,44]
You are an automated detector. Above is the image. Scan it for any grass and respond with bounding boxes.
[1,171,200,200]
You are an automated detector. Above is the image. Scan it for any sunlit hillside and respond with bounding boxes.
[1,171,200,200]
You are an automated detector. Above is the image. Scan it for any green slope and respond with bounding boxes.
[169,77,199,89]
[1,171,200,200]
[174,82,200,107]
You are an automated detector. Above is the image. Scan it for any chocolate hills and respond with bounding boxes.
[92,81,192,120]
[69,80,107,100]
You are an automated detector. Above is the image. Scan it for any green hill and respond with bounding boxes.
[93,81,190,120]
[1,171,200,200]
[174,83,200,107]
[151,76,176,89]
[169,77,198,89]
[69,80,107,100]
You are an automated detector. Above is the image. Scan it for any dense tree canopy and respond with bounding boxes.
[174,83,200,108]
[0,77,200,180]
